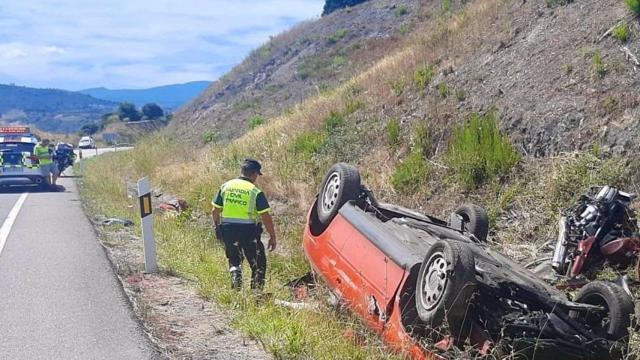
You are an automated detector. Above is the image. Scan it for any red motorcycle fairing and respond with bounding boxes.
[569,236,596,278]
[601,237,640,267]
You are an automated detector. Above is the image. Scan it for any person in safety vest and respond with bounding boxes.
[34,138,60,188]
[212,159,276,290]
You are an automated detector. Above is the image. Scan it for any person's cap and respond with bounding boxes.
[242,158,263,176]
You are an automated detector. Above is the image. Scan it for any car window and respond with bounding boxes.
[0,142,35,153]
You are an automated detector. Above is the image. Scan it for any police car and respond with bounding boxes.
[0,127,48,187]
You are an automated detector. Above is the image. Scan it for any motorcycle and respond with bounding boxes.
[552,185,640,279]
[55,143,77,175]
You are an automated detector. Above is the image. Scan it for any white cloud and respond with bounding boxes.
[0,0,324,89]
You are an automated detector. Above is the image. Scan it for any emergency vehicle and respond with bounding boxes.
[0,127,48,187]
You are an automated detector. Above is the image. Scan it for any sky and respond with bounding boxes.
[0,1,324,90]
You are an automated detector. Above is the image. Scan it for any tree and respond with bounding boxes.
[142,103,164,120]
[80,123,99,136]
[117,102,141,122]
[322,0,368,15]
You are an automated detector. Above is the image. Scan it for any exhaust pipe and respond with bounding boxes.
[552,217,568,274]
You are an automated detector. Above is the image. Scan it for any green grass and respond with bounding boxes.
[442,0,451,12]
[592,51,606,78]
[386,119,401,149]
[612,23,630,42]
[438,82,449,98]
[202,131,217,144]
[324,111,345,133]
[391,150,430,193]
[391,79,405,96]
[625,0,640,14]
[248,115,266,129]
[292,131,327,160]
[412,121,431,156]
[455,89,466,101]
[413,64,435,89]
[446,110,520,189]
[333,55,348,67]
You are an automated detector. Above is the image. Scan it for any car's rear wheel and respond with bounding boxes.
[316,163,361,226]
[570,281,634,341]
[416,240,476,343]
[453,204,489,242]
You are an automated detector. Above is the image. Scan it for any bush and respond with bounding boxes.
[446,110,520,189]
[625,0,640,14]
[324,111,344,133]
[592,51,606,78]
[413,64,435,89]
[395,4,409,16]
[386,119,401,149]
[442,0,451,12]
[391,79,405,96]
[202,132,217,144]
[344,99,365,115]
[612,23,630,42]
[391,150,430,193]
[455,89,466,101]
[248,115,266,129]
[327,29,348,45]
[292,132,326,160]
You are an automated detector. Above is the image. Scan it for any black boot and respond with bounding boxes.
[230,266,242,290]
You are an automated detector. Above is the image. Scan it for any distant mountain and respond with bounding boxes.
[80,81,212,111]
[0,84,117,133]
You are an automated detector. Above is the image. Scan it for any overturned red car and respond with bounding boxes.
[303,163,634,360]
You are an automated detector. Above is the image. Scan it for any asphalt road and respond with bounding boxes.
[0,147,158,359]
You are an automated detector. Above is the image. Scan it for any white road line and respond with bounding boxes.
[0,193,28,257]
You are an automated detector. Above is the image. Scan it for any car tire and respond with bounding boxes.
[415,240,476,343]
[570,281,634,340]
[316,163,361,226]
[454,204,489,242]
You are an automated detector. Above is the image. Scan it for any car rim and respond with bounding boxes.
[322,172,340,213]
[421,251,449,311]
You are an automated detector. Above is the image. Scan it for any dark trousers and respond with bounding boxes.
[220,223,266,289]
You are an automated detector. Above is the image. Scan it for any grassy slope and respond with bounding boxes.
[78,0,640,358]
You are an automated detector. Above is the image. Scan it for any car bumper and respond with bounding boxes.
[0,168,47,186]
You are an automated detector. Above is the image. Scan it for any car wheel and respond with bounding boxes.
[453,204,489,242]
[415,240,476,342]
[570,281,633,341]
[316,163,361,226]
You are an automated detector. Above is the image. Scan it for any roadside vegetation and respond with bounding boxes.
[78,0,640,358]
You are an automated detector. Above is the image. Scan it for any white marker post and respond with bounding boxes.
[137,177,157,273]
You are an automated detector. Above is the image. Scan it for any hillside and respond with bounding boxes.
[81,0,640,358]
[169,0,426,142]
[0,84,116,133]
[80,81,211,111]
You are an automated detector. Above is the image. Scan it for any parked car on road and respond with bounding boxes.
[78,136,96,149]
[0,127,48,187]
[303,163,633,360]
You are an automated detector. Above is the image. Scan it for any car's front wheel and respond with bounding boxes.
[415,240,476,343]
[316,163,361,226]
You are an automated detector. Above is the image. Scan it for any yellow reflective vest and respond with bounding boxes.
[34,144,53,165]
[214,178,265,224]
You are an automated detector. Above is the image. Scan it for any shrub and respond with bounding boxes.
[248,115,266,129]
[395,4,409,16]
[324,111,344,133]
[391,150,430,193]
[413,64,435,89]
[455,89,466,101]
[327,29,348,44]
[386,119,401,149]
[592,51,606,78]
[332,55,347,67]
[438,82,450,98]
[600,96,618,113]
[292,132,326,160]
[625,0,640,14]
[612,23,630,42]
[202,132,217,144]
[399,24,410,36]
[442,0,451,12]
[564,63,573,74]
[446,110,520,189]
